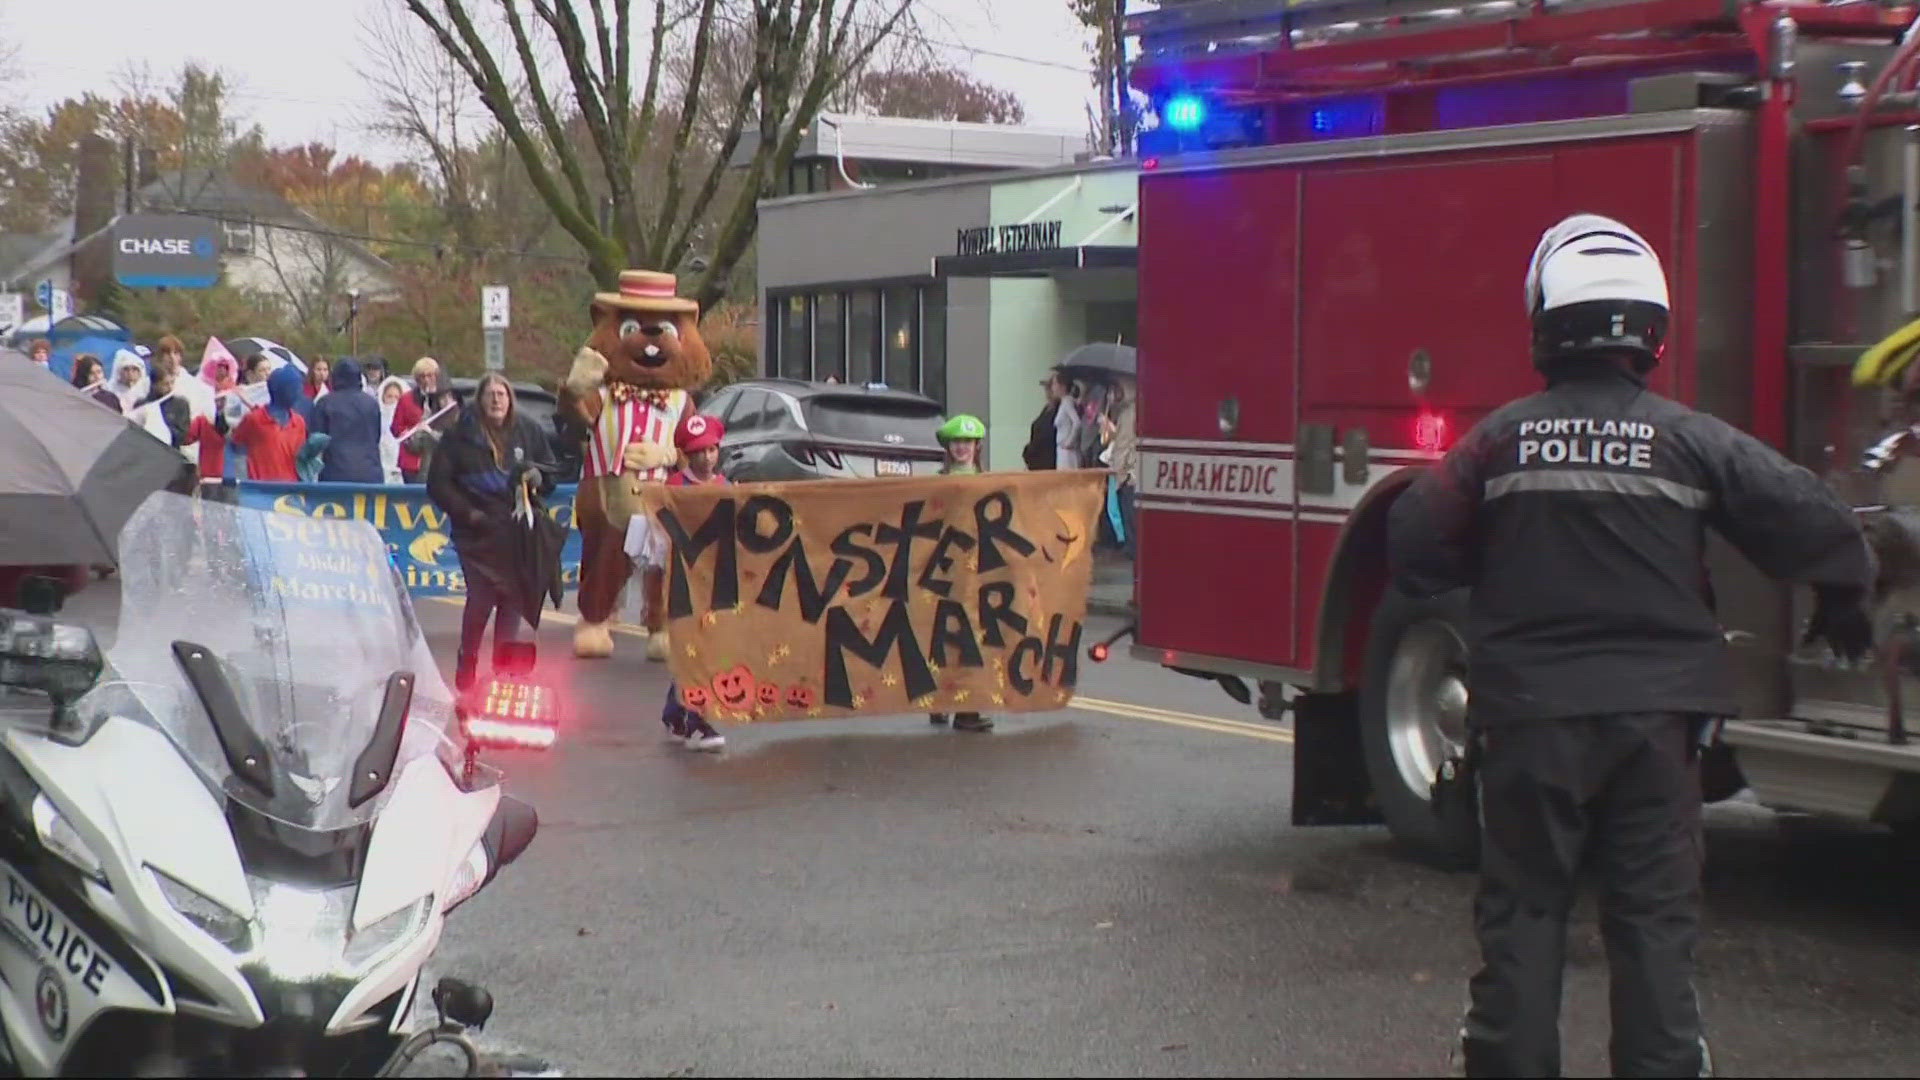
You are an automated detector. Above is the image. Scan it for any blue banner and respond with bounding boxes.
[234,481,583,597]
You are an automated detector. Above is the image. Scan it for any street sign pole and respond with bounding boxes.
[484,328,506,371]
[481,284,511,372]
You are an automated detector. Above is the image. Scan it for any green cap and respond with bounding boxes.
[936,414,986,443]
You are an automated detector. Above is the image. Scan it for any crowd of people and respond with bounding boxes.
[19,336,467,490]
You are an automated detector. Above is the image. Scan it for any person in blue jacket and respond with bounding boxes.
[307,358,385,484]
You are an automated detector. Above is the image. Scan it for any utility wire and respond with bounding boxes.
[167,203,588,266]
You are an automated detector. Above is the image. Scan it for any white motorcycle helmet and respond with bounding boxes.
[1524,212,1671,372]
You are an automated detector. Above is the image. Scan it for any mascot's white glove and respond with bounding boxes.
[565,347,609,398]
[623,441,678,472]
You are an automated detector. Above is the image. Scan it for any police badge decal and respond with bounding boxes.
[36,965,67,1041]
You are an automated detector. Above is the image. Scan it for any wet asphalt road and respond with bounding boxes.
[399,603,1920,1079]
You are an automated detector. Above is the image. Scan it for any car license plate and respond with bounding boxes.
[876,459,911,477]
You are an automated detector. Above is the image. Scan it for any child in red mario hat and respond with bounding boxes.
[638,409,730,751]
[667,411,726,482]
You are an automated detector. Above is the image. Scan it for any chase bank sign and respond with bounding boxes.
[112,213,221,289]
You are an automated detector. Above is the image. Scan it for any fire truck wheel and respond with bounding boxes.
[1359,587,1478,871]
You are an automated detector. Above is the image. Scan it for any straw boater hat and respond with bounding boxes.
[593,269,699,315]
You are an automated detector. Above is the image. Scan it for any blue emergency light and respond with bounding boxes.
[1163,94,1207,133]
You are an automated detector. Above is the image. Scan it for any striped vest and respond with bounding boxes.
[585,388,685,480]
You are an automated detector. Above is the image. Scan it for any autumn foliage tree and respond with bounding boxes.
[0,64,264,233]
[855,63,1026,124]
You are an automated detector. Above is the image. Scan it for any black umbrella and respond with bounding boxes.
[1058,341,1137,380]
[0,360,186,567]
[508,475,566,632]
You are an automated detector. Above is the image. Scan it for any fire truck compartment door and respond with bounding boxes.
[1136,165,1301,664]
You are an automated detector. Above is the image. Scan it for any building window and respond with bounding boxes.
[767,282,945,398]
[920,281,946,406]
[221,219,254,254]
[814,291,846,382]
[780,294,811,379]
[882,285,916,391]
[846,290,878,385]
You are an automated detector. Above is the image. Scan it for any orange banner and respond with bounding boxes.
[638,470,1108,721]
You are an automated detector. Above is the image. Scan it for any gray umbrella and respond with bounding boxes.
[1058,341,1137,378]
[0,361,187,567]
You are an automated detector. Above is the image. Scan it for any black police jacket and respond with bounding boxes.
[1387,364,1873,725]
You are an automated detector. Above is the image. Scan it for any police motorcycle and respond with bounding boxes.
[0,492,542,1076]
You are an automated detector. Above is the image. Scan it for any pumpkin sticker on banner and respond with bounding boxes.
[640,470,1107,722]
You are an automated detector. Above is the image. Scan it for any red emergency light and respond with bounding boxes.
[1413,410,1451,454]
[461,686,558,750]
[457,643,560,752]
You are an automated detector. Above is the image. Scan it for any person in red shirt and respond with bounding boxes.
[391,356,459,483]
[639,411,729,752]
[220,365,308,482]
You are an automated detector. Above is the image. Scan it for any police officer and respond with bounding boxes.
[1388,213,1876,1078]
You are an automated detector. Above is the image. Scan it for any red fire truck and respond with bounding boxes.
[1115,0,1920,866]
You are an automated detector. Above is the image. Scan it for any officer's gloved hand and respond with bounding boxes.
[1805,585,1875,662]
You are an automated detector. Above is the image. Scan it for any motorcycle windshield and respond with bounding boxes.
[86,491,460,831]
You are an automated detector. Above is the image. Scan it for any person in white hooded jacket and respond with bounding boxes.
[376,375,409,484]
[108,350,151,414]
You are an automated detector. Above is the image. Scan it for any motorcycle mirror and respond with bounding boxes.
[432,976,494,1031]
[0,609,102,706]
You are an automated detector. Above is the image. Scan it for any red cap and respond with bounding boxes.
[674,411,724,452]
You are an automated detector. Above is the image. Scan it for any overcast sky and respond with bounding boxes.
[3,0,1100,162]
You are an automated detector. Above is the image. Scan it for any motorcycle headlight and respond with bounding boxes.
[151,867,251,951]
[343,896,432,969]
[32,793,105,887]
[443,840,490,914]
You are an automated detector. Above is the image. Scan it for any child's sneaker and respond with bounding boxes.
[953,713,993,732]
[929,713,949,725]
[685,731,726,753]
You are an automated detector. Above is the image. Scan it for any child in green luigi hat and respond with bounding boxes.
[932,413,991,731]
[935,413,985,475]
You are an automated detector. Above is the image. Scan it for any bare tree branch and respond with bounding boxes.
[496,0,599,223]
[401,0,920,299]
[648,0,721,255]
[632,0,672,170]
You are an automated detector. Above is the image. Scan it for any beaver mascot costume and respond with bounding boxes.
[560,269,712,660]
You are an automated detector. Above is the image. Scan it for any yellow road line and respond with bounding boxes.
[1072,695,1290,739]
[429,599,1287,742]
[1072,696,1295,744]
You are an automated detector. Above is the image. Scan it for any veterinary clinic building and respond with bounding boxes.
[755,154,1139,470]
